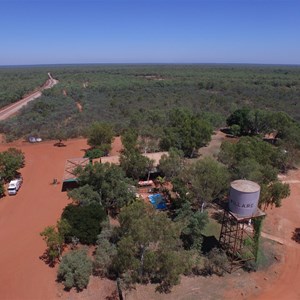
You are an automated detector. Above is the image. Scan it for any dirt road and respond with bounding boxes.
[0,73,58,121]
[252,170,300,300]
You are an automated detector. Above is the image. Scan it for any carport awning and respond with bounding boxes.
[62,158,90,182]
[63,178,78,183]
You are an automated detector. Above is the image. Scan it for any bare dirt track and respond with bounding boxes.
[0,73,58,121]
[251,170,300,300]
[0,138,88,300]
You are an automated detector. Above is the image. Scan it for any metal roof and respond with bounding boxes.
[62,158,90,182]
[97,152,169,167]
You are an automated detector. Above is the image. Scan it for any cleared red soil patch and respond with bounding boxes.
[109,136,123,156]
[0,138,89,300]
[198,130,227,158]
[250,170,300,300]
[1,132,299,300]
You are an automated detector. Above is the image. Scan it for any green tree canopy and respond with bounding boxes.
[159,148,184,180]
[40,219,71,265]
[160,109,213,157]
[114,201,192,291]
[0,148,25,181]
[227,109,300,148]
[93,223,117,277]
[218,137,286,174]
[67,184,101,207]
[76,162,136,214]
[61,203,107,244]
[121,128,138,150]
[183,157,230,208]
[57,249,92,290]
[259,182,290,210]
[218,137,291,210]
[120,148,151,180]
[175,202,209,250]
[87,122,114,153]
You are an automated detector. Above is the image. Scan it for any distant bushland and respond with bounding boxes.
[0,64,300,141]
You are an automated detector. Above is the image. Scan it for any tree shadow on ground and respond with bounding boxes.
[39,251,56,268]
[201,235,220,254]
[54,142,66,147]
[211,211,224,224]
[292,228,300,243]
[105,290,119,300]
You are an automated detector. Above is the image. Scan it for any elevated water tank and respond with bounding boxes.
[229,180,260,217]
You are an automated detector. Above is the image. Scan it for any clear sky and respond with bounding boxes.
[0,0,299,65]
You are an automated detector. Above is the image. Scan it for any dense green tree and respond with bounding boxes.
[76,162,136,214]
[230,124,241,137]
[227,108,252,135]
[226,108,272,136]
[121,128,138,150]
[234,158,277,184]
[175,202,209,250]
[61,203,107,244]
[171,176,193,210]
[160,109,213,157]
[218,137,286,173]
[227,109,300,149]
[84,148,106,159]
[114,201,192,291]
[0,148,25,181]
[218,137,291,209]
[159,148,184,180]
[119,128,153,180]
[67,184,101,206]
[87,122,114,153]
[184,157,230,209]
[57,249,92,290]
[120,148,150,180]
[259,182,290,210]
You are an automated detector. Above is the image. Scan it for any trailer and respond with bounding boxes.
[8,177,23,195]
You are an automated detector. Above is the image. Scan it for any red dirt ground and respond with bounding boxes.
[0,137,118,300]
[0,138,87,299]
[109,136,123,156]
[1,132,300,300]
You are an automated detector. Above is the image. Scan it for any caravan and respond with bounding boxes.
[8,178,23,195]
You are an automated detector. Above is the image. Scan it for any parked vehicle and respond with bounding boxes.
[8,177,23,195]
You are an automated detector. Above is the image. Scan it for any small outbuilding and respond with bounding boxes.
[62,158,90,191]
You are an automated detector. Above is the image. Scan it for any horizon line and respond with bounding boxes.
[1,62,300,68]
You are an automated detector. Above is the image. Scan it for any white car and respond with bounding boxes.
[8,177,23,195]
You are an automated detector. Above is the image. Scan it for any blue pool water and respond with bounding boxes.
[148,193,167,210]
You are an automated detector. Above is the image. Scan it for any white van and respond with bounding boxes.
[8,178,22,195]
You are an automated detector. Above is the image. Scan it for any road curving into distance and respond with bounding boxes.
[0,73,58,121]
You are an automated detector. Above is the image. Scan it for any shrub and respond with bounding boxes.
[57,249,92,290]
[203,248,228,276]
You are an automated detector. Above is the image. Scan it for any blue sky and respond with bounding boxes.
[0,0,299,65]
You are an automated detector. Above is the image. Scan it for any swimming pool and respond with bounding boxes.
[148,193,167,210]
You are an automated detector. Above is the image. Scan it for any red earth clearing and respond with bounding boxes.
[0,138,115,300]
[0,132,300,300]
